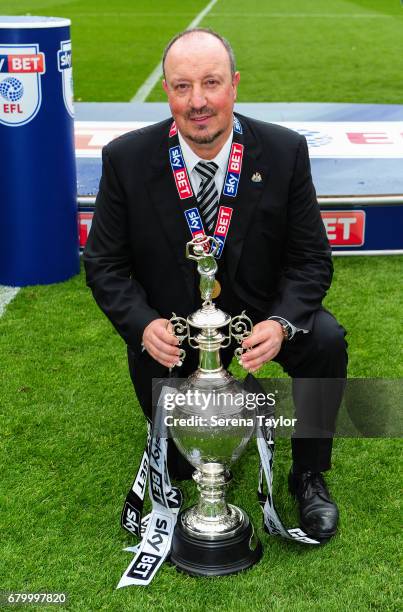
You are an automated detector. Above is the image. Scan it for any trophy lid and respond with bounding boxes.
[187,304,231,329]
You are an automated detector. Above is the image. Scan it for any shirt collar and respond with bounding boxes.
[178,129,233,176]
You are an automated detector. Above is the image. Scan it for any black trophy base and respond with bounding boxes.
[170,511,263,577]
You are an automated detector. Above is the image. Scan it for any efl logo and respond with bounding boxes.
[0,44,45,126]
[321,211,365,247]
[223,143,243,197]
[169,146,192,199]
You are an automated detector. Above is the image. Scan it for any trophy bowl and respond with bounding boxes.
[170,374,254,472]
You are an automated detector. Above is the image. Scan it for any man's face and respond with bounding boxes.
[163,33,240,156]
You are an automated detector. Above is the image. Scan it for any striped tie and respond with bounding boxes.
[194,161,219,232]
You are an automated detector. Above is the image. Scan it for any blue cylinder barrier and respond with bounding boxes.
[0,16,79,286]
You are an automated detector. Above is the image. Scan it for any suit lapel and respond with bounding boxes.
[145,116,269,299]
[146,129,197,302]
[224,117,270,283]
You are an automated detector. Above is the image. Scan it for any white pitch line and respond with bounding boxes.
[0,286,20,318]
[130,0,219,103]
[75,12,392,19]
[209,13,392,18]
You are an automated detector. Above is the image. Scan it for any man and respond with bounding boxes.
[84,28,347,540]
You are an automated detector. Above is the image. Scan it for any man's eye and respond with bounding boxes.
[206,80,218,87]
[175,83,189,91]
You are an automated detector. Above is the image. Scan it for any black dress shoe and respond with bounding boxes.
[288,469,339,540]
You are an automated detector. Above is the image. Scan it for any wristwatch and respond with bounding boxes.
[269,316,293,342]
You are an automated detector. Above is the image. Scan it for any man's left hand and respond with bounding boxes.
[241,320,284,373]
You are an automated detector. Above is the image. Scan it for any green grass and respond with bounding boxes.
[0,0,207,102]
[232,254,403,380]
[1,259,402,610]
[199,0,403,105]
[1,0,403,103]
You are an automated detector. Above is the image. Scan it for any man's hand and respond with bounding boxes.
[142,319,180,368]
[241,320,284,373]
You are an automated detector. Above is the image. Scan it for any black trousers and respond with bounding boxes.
[128,308,347,474]
[274,308,348,472]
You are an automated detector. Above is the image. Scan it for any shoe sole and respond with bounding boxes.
[299,520,337,541]
[263,520,336,542]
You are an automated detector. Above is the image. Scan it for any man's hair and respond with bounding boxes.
[162,28,236,77]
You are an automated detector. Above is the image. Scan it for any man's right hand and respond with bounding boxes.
[142,319,180,368]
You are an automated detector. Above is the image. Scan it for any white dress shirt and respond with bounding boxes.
[178,130,233,197]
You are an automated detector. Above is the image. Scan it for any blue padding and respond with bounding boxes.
[0,23,79,286]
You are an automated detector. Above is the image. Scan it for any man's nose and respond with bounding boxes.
[189,86,207,110]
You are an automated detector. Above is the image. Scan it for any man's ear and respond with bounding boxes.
[162,78,169,94]
[232,71,241,100]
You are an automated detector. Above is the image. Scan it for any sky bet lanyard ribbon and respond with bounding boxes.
[117,387,183,588]
[120,418,152,538]
[256,414,320,545]
[168,115,244,259]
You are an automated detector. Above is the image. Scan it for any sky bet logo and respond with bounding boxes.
[169,145,193,199]
[128,551,160,582]
[213,206,233,258]
[122,502,141,535]
[185,207,206,242]
[58,40,74,118]
[223,142,243,197]
[57,48,72,70]
[185,207,203,234]
[185,208,210,252]
[0,53,45,74]
[321,211,366,247]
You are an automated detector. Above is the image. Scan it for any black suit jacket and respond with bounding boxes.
[84,114,332,361]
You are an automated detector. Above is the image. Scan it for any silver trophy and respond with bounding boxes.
[167,235,262,576]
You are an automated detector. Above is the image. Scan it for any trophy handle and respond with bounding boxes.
[230,311,253,364]
[220,333,232,349]
[188,336,200,350]
[186,321,210,350]
[168,313,188,367]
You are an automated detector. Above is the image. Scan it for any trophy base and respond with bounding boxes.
[170,509,262,577]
